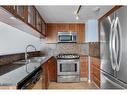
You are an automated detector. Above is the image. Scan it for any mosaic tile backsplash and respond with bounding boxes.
[0,51,41,65]
[45,43,89,56]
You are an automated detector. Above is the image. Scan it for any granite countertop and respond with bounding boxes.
[0,55,52,86]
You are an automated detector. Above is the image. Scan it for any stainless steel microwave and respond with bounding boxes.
[58,32,77,43]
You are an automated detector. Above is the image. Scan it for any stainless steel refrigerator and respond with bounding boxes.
[100,6,127,89]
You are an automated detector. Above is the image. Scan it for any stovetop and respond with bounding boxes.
[57,54,80,59]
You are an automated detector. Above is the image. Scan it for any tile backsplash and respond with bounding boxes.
[0,51,41,65]
[45,43,89,56]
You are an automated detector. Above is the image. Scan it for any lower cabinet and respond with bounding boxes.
[41,57,57,89]
[80,56,88,79]
[91,57,100,88]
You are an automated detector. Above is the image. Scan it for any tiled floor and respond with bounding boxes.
[48,81,98,89]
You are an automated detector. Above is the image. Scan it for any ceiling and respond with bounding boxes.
[35,6,113,23]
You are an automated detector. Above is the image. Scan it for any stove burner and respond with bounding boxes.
[57,54,80,59]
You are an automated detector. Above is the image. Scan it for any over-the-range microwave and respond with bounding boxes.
[58,32,77,43]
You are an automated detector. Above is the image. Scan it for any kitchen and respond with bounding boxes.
[0,5,126,90]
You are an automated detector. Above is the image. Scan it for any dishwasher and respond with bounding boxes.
[17,66,42,89]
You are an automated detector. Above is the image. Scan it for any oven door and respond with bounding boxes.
[57,60,79,75]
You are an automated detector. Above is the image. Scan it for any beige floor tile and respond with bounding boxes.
[48,81,98,89]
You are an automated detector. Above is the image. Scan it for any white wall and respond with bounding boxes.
[0,21,45,55]
[85,19,98,42]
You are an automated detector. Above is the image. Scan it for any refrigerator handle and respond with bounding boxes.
[114,16,122,71]
[109,19,116,70]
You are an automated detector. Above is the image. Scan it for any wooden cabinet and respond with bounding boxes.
[1,6,46,37]
[28,6,36,28]
[91,57,100,88]
[46,24,57,43]
[36,11,42,32]
[80,56,88,78]
[47,57,57,81]
[46,23,85,43]
[41,61,50,89]
[41,21,46,35]
[2,6,17,15]
[16,6,28,22]
[41,57,57,89]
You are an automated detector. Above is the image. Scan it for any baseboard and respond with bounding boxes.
[92,81,99,88]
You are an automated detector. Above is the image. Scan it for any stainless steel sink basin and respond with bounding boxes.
[29,56,46,63]
[13,60,26,64]
[13,56,46,64]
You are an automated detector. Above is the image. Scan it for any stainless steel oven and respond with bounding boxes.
[57,54,80,83]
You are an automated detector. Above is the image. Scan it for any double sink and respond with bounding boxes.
[13,56,46,65]
[0,56,46,77]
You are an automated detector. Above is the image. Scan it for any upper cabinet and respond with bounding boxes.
[28,6,36,28]
[41,20,46,36]
[46,23,85,43]
[16,6,28,22]
[85,20,99,42]
[36,11,42,32]
[1,6,46,38]
[2,6,17,14]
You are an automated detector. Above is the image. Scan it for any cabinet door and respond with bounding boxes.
[41,63,50,89]
[80,56,88,78]
[41,20,46,35]
[46,24,57,43]
[16,6,28,22]
[77,24,85,43]
[92,57,100,88]
[57,24,69,32]
[28,6,36,28]
[2,6,17,14]
[47,57,57,82]
[41,69,46,89]
[36,11,42,32]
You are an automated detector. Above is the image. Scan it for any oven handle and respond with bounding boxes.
[58,60,79,63]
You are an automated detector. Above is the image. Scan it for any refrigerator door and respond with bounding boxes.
[116,7,127,85]
[100,13,115,76]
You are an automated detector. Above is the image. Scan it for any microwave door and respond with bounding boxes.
[59,35,72,42]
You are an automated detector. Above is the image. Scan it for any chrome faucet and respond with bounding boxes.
[25,44,37,73]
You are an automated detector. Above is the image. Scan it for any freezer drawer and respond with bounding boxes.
[101,70,124,89]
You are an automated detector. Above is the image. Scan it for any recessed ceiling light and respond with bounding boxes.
[76,14,79,20]
[9,16,16,20]
[93,7,100,13]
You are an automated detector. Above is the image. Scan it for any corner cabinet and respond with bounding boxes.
[0,6,46,38]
